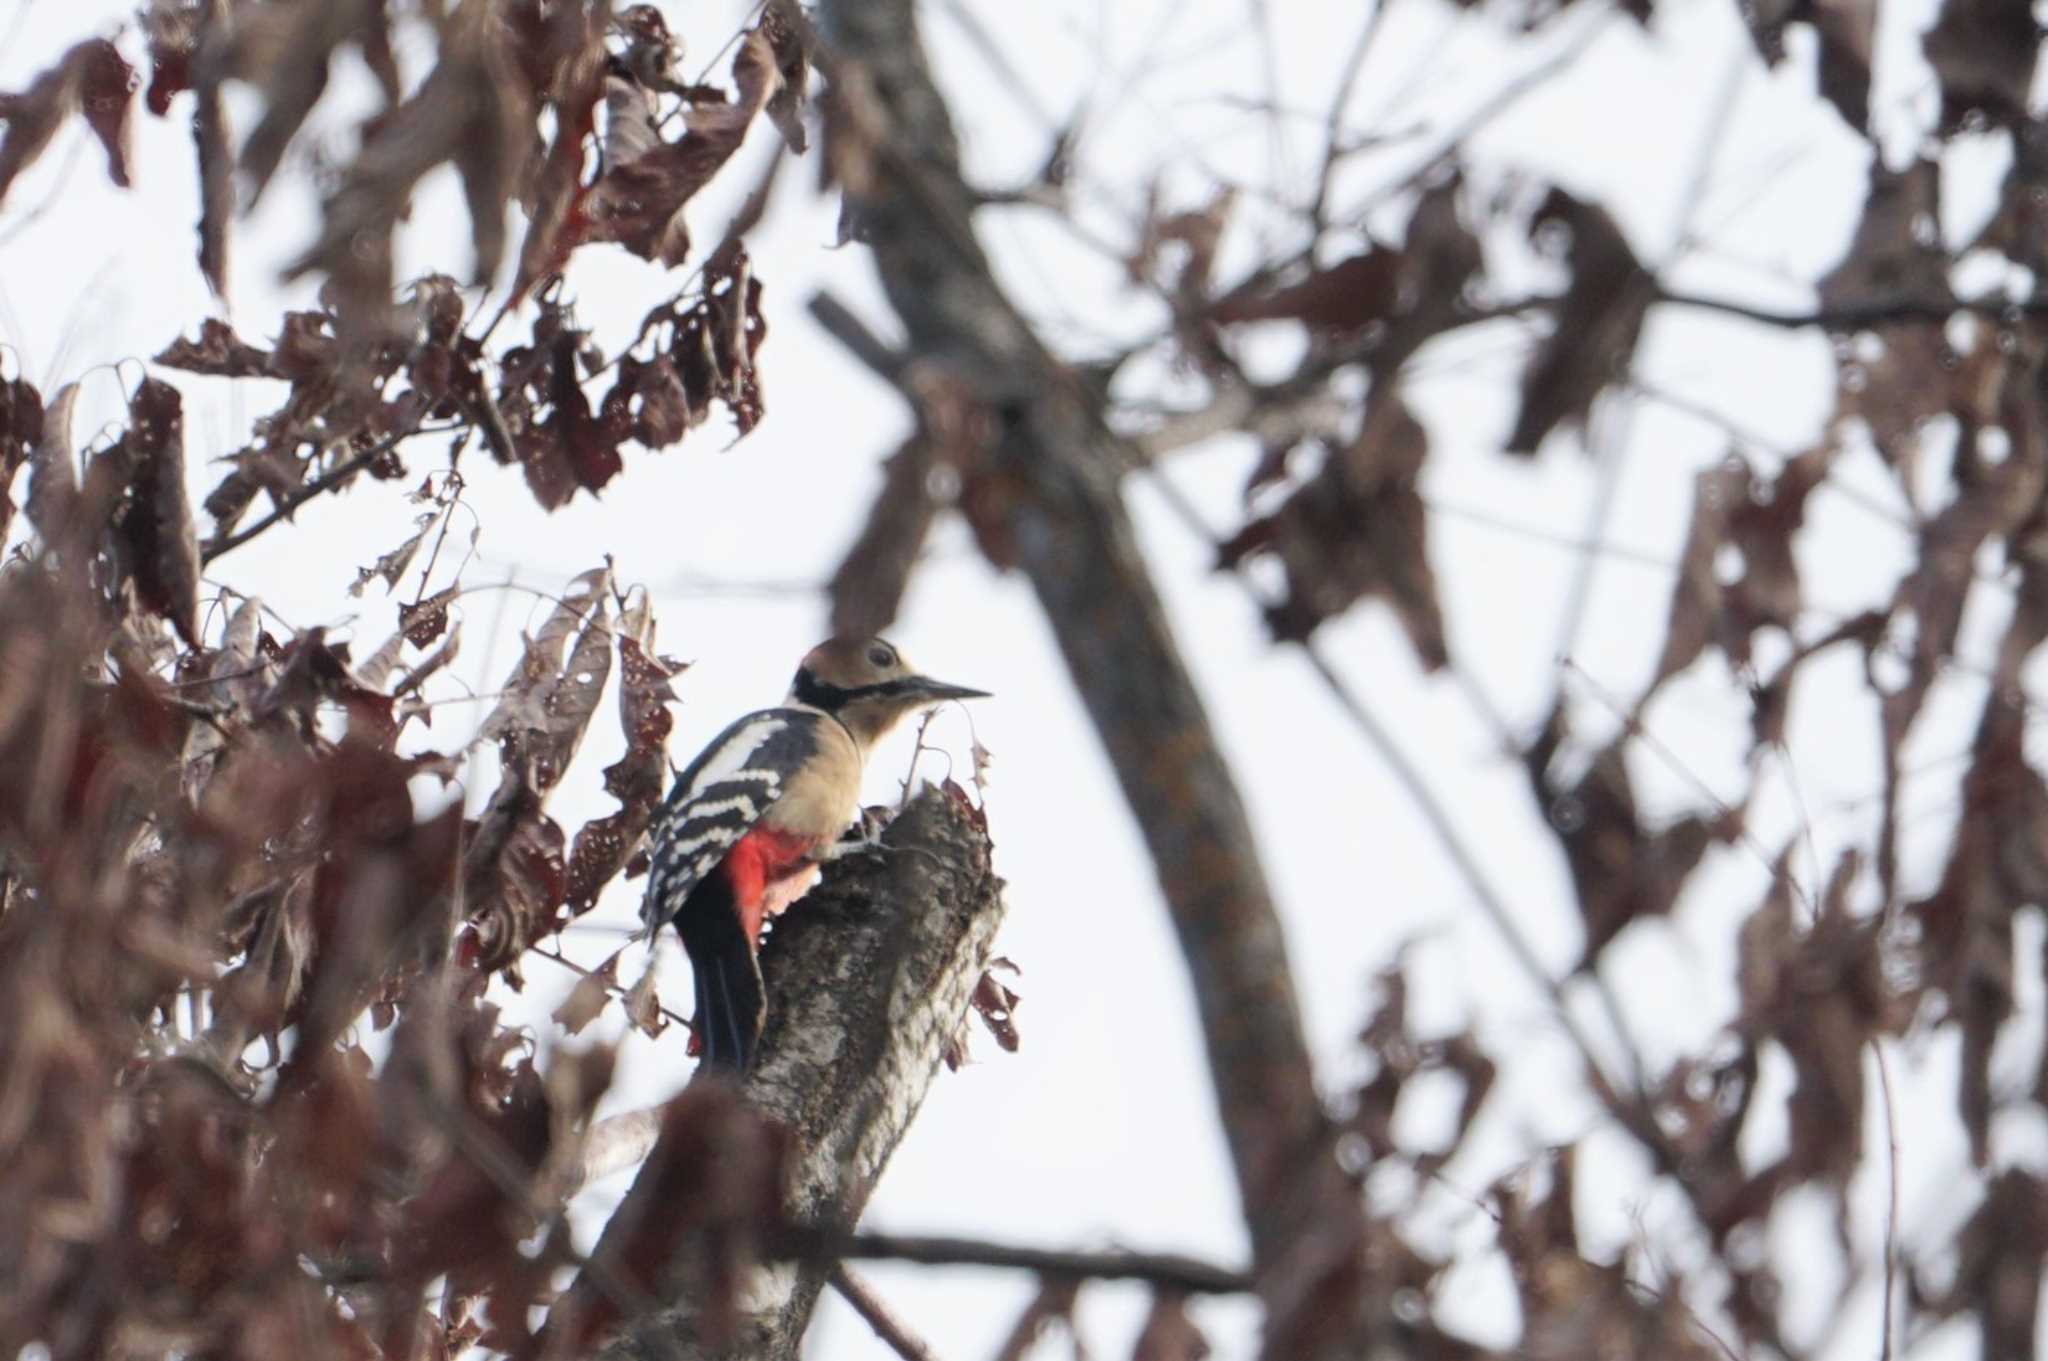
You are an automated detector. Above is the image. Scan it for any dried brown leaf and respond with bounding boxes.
[1908,667,2048,1162]
[1974,120,2048,276]
[1912,1168,2048,1356]
[351,516,434,598]
[508,1,608,300]
[1506,188,1651,455]
[1740,0,1875,132]
[194,52,233,297]
[1218,388,1445,660]
[156,319,274,377]
[142,1,200,115]
[1652,446,1833,689]
[552,951,621,1034]
[1526,707,1729,966]
[26,380,79,542]
[479,565,613,794]
[0,377,41,542]
[967,960,1022,1055]
[0,38,138,208]
[566,590,681,913]
[625,954,666,1037]
[284,3,533,322]
[120,379,203,649]
[581,25,785,267]
[760,1,814,154]
[1211,251,1402,332]
[463,773,570,971]
[1923,0,2042,132]
[227,0,384,201]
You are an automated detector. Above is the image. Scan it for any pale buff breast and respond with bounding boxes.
[759,715,864,843]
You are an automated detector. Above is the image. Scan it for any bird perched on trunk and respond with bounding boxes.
[642,636,989,1071]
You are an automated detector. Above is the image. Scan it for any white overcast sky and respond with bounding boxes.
[3,0,2046,1357]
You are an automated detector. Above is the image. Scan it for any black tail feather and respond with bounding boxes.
[678,876,766,1071]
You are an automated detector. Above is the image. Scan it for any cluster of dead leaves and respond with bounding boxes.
[14,0,813,539]
[0,404,711,1348]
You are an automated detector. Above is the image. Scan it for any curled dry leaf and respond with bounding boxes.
[1525,705,1733,967]
[478,564,614,793]
[1218,387,1447,662]
[1911,1168,2048,1359]
[1738,0,1875,133]
[506,0,608,301]
[760,0,815,155]
[462,771,570,973]
[600,250,770,449]
[1818,158,1951,463]
[141,0,199,115]
[1650,445,1833,691]
[1922,0,2042,132]
[1908,671,2048,1165]
[118,379,204,650]
[566,587,683,914]
[223,0,397,203]
[961,958,1022,1064]
[1211,250,1402,333]
[1738,853,1896,1200]
[155,318,275,377]
[350,515,434,598]
[580,24,786,267]
[552,950,622,1035]
[0,38,137,210]
[625,954,667,1037]
[498,305,629,508]
[1506,188,1652,456]
[26,381,79,544]
[1350,954,1495,1176]
[284,1,532,331]
[0,377,42,542]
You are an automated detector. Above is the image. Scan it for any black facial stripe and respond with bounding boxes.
[792,669,922,712]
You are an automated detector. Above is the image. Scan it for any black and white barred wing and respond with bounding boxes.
[640,707,827,934]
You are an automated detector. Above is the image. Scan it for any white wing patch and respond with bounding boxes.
[687,717,788,791]
[642,709,824,933]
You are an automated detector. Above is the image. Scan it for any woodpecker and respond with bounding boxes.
[642,636,989,1071]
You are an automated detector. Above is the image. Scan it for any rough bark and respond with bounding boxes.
[582,785,1005,1360]
[811,4,1368,1355]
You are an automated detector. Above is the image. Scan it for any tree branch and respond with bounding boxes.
[829,1267,946,1361]
[575,785,1006,1360]
[790,1228,1252,1296]
[810,5,1369,1356]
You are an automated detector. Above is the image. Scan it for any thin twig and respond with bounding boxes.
[1873,1039,1902,1361]
[784,1227,1252,1296]
[830,1266,947,1361]
[200,423,460,565]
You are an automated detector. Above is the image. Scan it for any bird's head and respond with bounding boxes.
[788,636,989,748]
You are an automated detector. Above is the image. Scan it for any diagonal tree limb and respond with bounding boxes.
[809,3,1369,1355]
[573,786,1006,1360]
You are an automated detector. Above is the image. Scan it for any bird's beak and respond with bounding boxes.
[905,675,991,704]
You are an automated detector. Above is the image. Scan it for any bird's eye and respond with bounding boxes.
[867,644,896,669]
